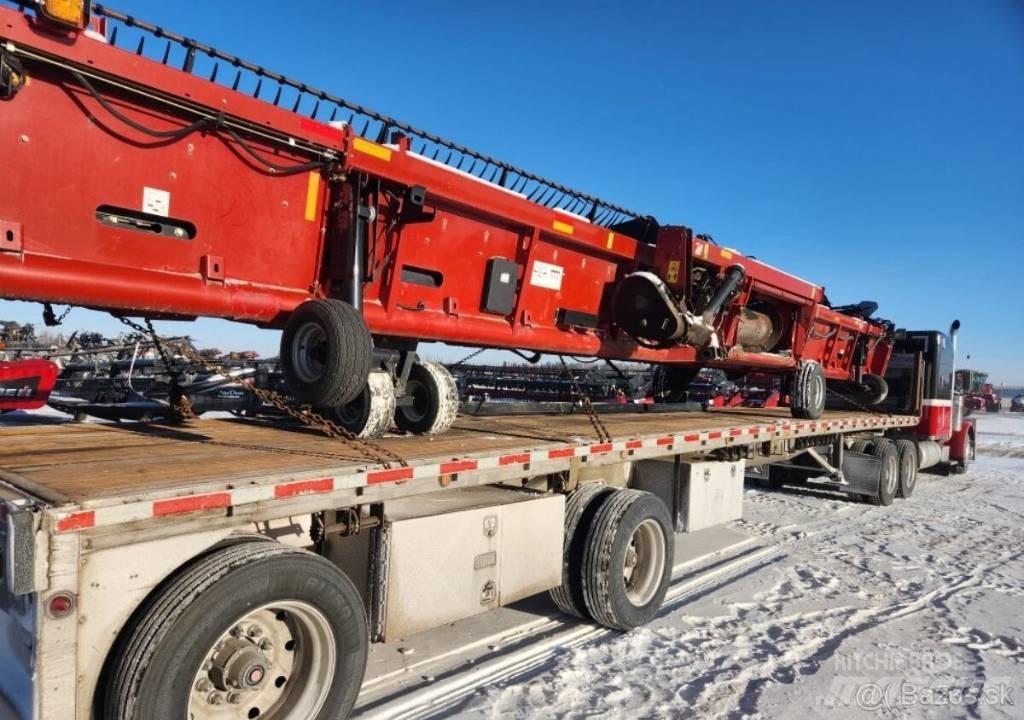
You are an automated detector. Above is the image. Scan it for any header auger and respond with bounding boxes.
[0,0,893,434]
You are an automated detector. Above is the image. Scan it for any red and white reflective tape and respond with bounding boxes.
[52,413,918,534]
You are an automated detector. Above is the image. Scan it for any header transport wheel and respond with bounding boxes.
[394,360,459,435]
[280,299,372,407]
[790,360,825,419]
[861,373,889,405]
[103,542,368,720]
[320,370,396,439]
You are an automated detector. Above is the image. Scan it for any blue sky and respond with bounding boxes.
[3,0,1022,382]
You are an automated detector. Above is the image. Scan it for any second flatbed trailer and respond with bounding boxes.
[0,405,944,720]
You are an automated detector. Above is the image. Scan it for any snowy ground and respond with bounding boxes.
[430,414,1024,719]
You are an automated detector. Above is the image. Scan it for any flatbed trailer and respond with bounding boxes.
[0,407,925,720]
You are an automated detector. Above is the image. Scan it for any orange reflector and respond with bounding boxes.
[40,0,89,29]
[552,220,574,235]
[351,137,392,162]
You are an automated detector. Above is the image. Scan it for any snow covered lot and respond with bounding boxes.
[412,415,1024,719]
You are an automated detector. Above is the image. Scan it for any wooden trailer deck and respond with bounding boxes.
[0,409,915,506]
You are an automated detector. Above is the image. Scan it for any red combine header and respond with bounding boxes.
[1,0,893,432]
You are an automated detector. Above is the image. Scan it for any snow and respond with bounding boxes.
[443,415,1024,719]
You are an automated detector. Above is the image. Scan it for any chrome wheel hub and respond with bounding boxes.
[188,602,335,720]
[622,518,667,606]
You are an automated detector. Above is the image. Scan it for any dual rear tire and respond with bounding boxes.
[550,486,674,631]
[854,438,918,505]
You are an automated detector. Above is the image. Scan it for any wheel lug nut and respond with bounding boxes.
[259,639,273,652]
[230,625,245,638]
[227,692,244,705]
[248,626,264,639]
[207,692,224,705]
[195,678,211,692]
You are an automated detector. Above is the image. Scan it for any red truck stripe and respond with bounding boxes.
[500,453,531,466]
[153,493,232,517]
[274,477,334,498]
[367,467,415,484]
[440,460,479,474]
[57,511,95,532]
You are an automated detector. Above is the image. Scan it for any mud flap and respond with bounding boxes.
[840,451,882,496]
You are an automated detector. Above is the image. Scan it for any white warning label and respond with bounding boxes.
[143,187,171,217]
[529,261,564,291]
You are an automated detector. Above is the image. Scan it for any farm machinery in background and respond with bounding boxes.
[0,0,895,438]
[452,362,643,405]
[0,321,57,412]
[49,347,272,422]
[955,369,1001,414]
[0,320,267,421]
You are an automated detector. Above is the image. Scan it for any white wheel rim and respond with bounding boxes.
[290,323,327,384]
[188,601,335,720]
[623,518,666,606]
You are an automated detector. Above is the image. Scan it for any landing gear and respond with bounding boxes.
[320,371,396,439]
[393,360,459,435]
[280,299,372,407]
[790,360,825,419]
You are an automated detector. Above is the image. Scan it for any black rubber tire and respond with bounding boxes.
[791,360,825,419]
[549,483,616,619]
[848,439,872,454]
[581,489,674,631]
[103,543,368,720]
[320,370,396,439]
[893,438,919,499]
[651,365,701,403]
[866,440,898,507]
[861,373,889,405]
[280,299,372,407]
[394,360,458,435]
